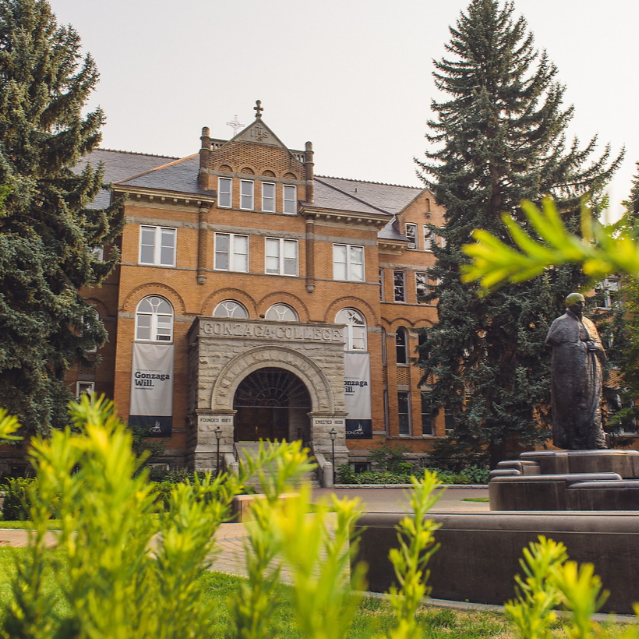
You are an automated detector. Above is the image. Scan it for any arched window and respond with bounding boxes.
[136,296,173,342]
[396,327,409,365]
[335,308,367,351]
[265,303,298,322]
[213,300,249,318]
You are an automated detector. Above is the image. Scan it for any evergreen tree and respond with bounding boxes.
[601,164,639,439]
[416,0,622,465]
[0,0,122,435]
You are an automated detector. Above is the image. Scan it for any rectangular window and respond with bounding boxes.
[393,270,406,302]
[416,272,428,304]
[379,269,385,301]
[240,180,254,210]
[214,233,249,272]
[398,392,411,435]
[445,408,456,434]
[333,244,364,281]
[421,392,434,435]
[139,226,176,267]
[91,246,104,261]
[405,223,417,249]
[76,381,95,398]
[262,182,275,212]
[219,177,232,208]
[383,389,390,434]
[283,185,297,215]
[333,244,364,282]
[423,226,434,251]
[265,238,298,276]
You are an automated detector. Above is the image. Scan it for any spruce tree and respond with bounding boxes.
[0,0,122,435]
[417,0,622,465]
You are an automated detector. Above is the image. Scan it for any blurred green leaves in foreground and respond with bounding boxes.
[461,198,639,293]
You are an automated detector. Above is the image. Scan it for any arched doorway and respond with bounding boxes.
[233,367,312,442]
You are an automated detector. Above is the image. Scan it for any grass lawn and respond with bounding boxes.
[0,548,631,637]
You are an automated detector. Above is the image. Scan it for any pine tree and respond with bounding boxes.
[0,0,122,435]
[416,0,622,465]
[602,164,639,439]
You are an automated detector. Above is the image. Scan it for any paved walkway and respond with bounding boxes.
[0,486,490,579]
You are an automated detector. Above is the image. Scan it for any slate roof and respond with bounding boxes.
[78,151,421,244]
[114,154,215,198]
[75,149,178,209]
[315,176,422,216]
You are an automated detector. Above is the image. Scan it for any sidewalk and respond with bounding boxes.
[0,485,490,578]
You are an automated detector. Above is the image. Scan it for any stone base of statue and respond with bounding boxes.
[489,450,639,510]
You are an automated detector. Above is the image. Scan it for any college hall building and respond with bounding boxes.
[65,103,449,478]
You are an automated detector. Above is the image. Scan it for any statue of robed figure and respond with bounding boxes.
[545,293,607,450]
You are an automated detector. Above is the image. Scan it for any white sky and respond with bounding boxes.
[49,0,639,220]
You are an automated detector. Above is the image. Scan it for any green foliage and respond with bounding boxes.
[415,0,621,465]
[369,444,416,474]
[1,394,243,638]
[335,465,489,485]
[1,478,33,521]
[387,471,442,639]
[462,198,639,290]
[504,536,631,639]
[0,0,123,435]
[0,409,20,442]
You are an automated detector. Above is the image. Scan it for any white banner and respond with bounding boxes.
[344,352,373,439]
[129,343,174,436]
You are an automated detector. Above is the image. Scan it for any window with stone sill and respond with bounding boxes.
[283,184,297,215]
[396,327,409,365]
[398,391,411,435]
[215,233,249,272]
[405,223,417,249]
[218,177,232,208]
[240,180,254,210]
[76,381,95,398]
[139,226,176,267]
[333,244,364,282]
[262,182,276,212]
[393,270,406,302]
[265,238,298,276]
[421,391,434,435]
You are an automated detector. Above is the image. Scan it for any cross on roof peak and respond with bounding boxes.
[254,100,264,119]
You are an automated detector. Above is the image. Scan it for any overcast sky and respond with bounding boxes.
[49,0,638,220]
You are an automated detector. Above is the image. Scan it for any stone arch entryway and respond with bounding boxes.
[233,367,312,442]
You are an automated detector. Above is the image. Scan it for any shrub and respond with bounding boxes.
[1,477,33,521]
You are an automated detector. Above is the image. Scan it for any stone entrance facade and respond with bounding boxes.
[187,316,349,470]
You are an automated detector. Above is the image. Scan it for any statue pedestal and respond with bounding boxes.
[489,450,639,510]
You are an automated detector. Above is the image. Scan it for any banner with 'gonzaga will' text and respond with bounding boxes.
[344,352,373,439]
[129,343,174,436]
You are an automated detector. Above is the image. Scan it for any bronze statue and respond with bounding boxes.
[545,293,607,450]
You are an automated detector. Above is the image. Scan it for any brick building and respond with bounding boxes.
[68,104,448,476]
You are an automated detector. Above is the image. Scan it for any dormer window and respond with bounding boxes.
[283,185,297,215]
[240,180,254,210]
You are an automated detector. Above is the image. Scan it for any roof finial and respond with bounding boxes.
[226,114,244,136]
[254,99,264,119]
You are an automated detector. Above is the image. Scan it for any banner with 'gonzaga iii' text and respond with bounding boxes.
[129,343,174,437]
[344,352,372,439]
